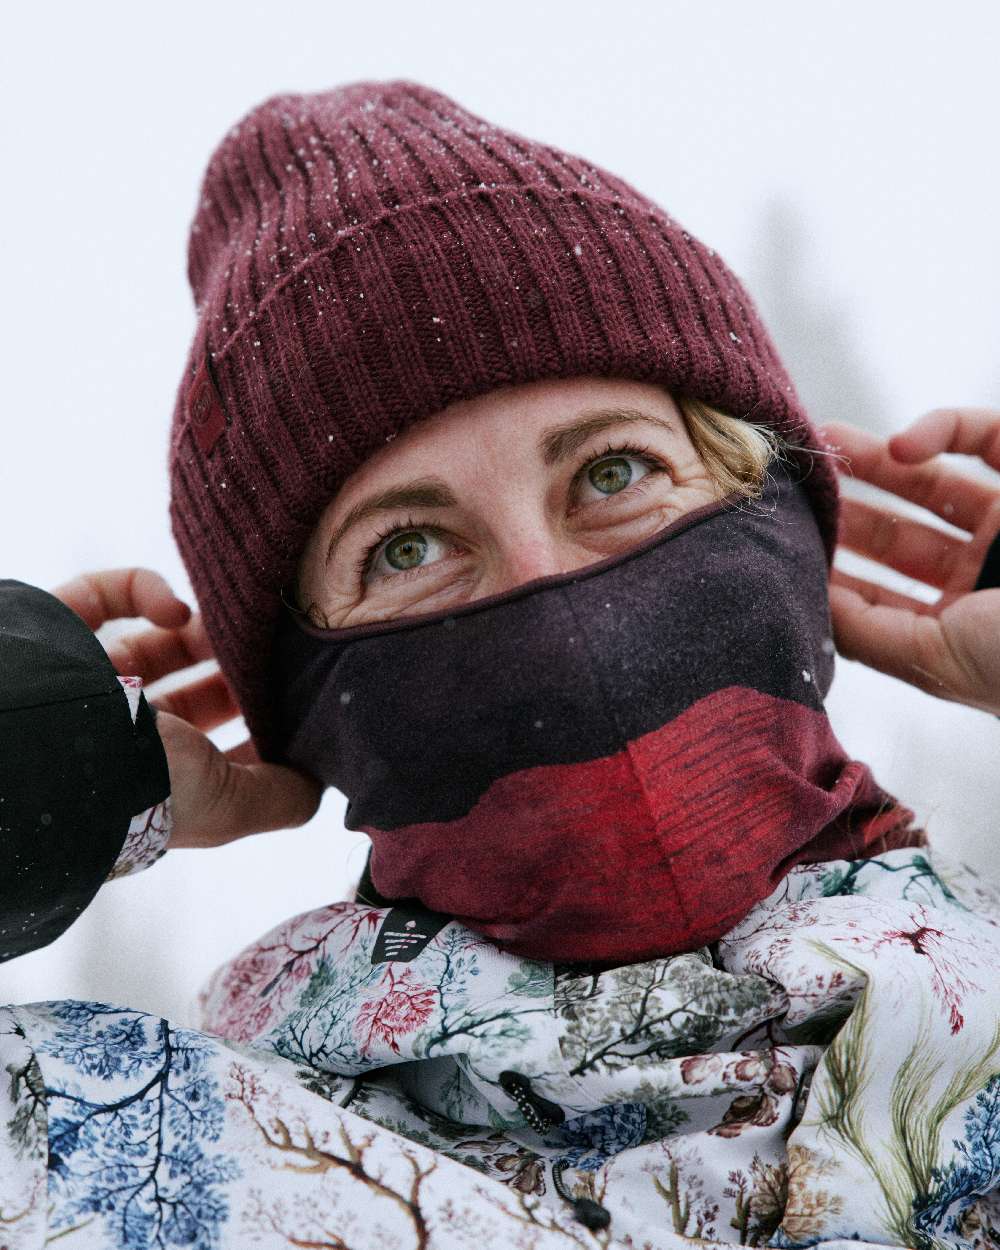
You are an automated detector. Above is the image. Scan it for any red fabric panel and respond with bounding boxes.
[367,686,916,964]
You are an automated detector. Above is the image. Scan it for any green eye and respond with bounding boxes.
[588,456,634,496]
[385,531,428,570]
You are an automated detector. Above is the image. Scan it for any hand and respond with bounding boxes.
[51,568,321,848]
[820,408,1000,716]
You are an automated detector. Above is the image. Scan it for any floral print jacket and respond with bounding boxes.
[7,833,1000,1250]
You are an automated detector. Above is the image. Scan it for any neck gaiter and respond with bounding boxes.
[271,465,919,965]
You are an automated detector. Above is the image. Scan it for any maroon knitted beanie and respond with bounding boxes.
[168,79,839,755]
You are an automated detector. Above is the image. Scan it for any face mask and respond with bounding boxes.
[270,464,918,966]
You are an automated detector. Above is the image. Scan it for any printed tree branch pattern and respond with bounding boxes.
[6,846,1000,1248]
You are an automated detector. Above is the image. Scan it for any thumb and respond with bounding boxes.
[214,759,322,845]
[222,738,323,832]
[225,738,262,766]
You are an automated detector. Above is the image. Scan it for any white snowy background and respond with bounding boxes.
[1,0,998,1023]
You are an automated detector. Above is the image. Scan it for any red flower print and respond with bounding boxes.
[355,967,437,1056]
[680,1054,723,1085]
[836,906,985,1035]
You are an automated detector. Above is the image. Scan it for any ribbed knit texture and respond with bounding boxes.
[168,79,839,754]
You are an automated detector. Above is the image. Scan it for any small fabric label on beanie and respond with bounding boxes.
[187,353,228,454]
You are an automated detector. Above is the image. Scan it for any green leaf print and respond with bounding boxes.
[505,963,553,999]
[558,953,776,1077]
[800,941,1000,1250]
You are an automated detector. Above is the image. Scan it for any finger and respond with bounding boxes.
[837,496,974,590]
[888,408,1000,470]
[828,583,949,698]
[829,568,939,616]
[820,421,997,534]
[151,672,240,732]
[105,615,214,683]
[51,568,191,632]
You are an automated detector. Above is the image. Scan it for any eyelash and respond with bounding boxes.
[352,440,670,583]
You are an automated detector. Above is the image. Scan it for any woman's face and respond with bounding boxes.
[297,376,721,630]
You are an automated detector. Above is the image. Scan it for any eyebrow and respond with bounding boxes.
[325,407,677,565]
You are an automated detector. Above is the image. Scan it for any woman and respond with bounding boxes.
[4,79,1000,1249]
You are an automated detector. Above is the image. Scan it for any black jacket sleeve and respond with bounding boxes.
[974,530,1000,719]
[0,580,170,962]
[975,529,1000,594]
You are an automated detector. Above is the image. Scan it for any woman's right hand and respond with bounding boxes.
[821,407,1000,716]
[51,568,321,848]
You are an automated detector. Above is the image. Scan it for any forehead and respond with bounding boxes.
[346,376,684,480]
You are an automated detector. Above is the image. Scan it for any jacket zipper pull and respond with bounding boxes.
[498,1070,565,1132]
[499,1075,614,1233]
[552,1160,613,1232]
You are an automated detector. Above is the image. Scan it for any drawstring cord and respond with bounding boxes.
[499,1071,611,1233]
[552,1159,612,1233]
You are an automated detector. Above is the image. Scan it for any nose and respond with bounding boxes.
[492,534,573,592]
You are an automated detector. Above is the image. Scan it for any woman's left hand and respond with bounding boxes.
[821,408,1000,716]
[51,568,321,848]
